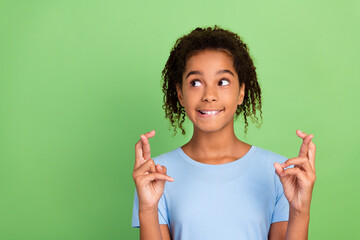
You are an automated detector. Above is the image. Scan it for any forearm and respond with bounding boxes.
[285,208,310,240]
[139,208,162,240]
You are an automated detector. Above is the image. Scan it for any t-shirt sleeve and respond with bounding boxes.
[271,159,291,223]
[131,188,169,228]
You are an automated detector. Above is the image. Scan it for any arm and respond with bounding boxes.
[285,209,310,240]
[139,208,161,240]
[268,222,287,240]
[268,210,310,240]
[160,224,172,240]
[132,130,174,240]
[273,130,316,240]
[139,209,171,240]
[138,208,164,240]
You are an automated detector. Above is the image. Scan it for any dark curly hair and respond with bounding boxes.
[161,25,263,136]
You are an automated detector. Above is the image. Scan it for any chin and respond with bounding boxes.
[194,124,227,133]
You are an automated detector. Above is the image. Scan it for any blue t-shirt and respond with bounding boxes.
[132,145,290,240]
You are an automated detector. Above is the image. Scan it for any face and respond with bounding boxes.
[176,49,245,133]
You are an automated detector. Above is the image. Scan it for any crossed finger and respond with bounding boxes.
[134,130,155,170]
[296,129,316,171]
[297,130,313,158]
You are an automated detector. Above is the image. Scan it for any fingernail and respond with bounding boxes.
[281,163,285,167]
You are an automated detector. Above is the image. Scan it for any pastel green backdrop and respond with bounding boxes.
[0,0,359,239]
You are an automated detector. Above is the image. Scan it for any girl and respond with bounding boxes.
[132,26,316,240]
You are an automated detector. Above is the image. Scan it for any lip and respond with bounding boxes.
[196,109,224,118]
[197,109,223,111]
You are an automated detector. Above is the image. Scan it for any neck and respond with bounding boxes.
[184,119,244,159]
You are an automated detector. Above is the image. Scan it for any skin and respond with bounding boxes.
[176,49,251,164]
[133,49,316,240]
[133,130,173,240]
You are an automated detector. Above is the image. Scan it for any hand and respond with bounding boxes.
[132,130,174,211]
[274,130,317,213]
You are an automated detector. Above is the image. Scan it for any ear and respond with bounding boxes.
[237,82,245,105]
[176,83,184,106]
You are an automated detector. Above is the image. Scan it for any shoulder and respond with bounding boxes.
[152,147,180,166]
[253,145,288,165]
[152,148,184,181]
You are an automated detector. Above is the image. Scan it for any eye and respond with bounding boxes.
[219,79,230,86]
[190,80,202,87]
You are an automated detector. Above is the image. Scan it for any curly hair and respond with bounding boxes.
[161,25,263,136]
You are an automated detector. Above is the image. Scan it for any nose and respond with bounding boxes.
[202,86,218,102]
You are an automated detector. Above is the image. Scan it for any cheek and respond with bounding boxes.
[183,99,196,112]
[222,89,239,101]
[223,91,241,109]
[183,91,199,105]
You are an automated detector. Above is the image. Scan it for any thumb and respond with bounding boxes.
[161,165,167,174]
[274,162,284,177]
[156,164,167,174]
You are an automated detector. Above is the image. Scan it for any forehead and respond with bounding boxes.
[184,49,235,70]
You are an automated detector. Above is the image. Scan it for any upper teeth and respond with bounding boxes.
[200,110,220,115]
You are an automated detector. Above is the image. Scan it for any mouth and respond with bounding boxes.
[197,109,224,117]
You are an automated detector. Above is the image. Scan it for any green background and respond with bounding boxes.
[1,0,359,239]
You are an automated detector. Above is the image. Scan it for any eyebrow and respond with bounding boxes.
[185,69,234,79]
